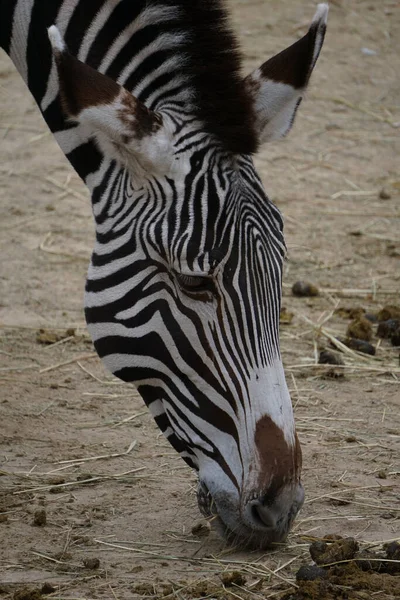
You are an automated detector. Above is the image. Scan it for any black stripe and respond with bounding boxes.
[0,0,16,53]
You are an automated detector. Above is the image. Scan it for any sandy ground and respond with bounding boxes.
[0,0,399,598]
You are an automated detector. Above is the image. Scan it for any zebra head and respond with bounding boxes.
[48,4,328,549]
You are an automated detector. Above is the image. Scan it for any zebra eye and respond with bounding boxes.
[175,273,216,299]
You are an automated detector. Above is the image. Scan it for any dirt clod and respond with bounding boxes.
[346,318,373,342]
[292,281,319,297]
[280,307,294,325]
[191,520,211,537]
[40,583,56,595]
[33,509,46,527]
[83,557,100,569]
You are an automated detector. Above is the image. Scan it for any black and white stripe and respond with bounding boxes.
[1,0,328,547]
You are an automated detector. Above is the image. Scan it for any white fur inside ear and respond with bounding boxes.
[48,25,66,53]
[251,73,301,143]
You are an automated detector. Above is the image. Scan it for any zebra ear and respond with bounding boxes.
[47,26,173,174]
[245,4,328,145]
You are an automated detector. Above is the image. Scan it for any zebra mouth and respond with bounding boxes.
[196,482,289,550]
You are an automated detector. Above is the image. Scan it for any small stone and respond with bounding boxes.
[361,47,378,56]
[296,565,327,581]
[292,281,319,297]
[0,514,8,523]
[83,557,100,569]
[379,188,391,200]
[380,512,395,520]
[33,509,46,527]
[377,470,387,479]
[346,436,357,443]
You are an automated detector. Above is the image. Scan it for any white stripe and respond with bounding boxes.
[9,0,35,83]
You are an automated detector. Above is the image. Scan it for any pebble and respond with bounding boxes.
[379,188,392,200]
[361,47,378,56]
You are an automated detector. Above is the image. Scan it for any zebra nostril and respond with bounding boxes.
[250,501,277,529]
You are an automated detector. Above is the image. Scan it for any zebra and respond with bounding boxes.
[0,1,328,549]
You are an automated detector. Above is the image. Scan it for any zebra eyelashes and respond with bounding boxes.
[174,272,217,301]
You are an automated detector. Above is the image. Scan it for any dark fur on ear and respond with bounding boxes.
[172,0,258,155]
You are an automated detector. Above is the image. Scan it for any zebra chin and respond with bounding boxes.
[197,480,304,550]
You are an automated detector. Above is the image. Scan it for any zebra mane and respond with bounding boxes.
[169,0,258,155]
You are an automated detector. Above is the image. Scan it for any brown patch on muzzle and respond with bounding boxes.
[254,415,302,499]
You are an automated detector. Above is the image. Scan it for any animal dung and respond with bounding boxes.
[344,338,376,356]
[220,571,246,587]
[334,307,365,320]
[83,557,100,569]
[319,350,344,365]
[280,307,294,325]
[309,538,359,565]
[377,319,399,338]
[296,565,328,581]
[346,317,373,342]
[33,508,47,527]
[377,305,400,321]
[292,281,319,297]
